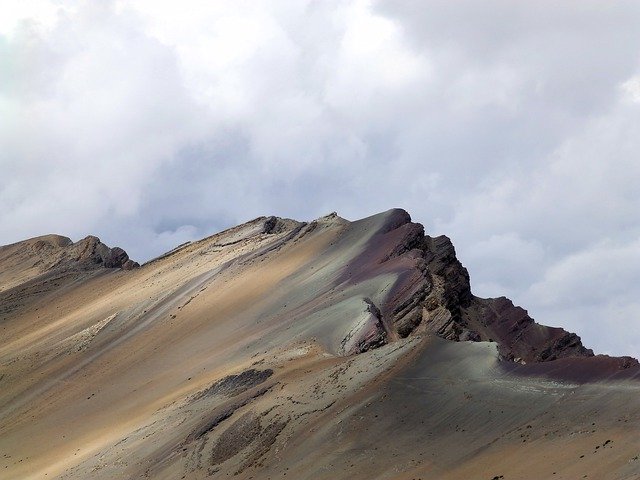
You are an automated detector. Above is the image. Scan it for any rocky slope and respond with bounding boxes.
[0,233,138,290]
[305,209,637,374]
[0,234,138,318]
[0,209,638,480]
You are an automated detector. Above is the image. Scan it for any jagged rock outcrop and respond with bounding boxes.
[340,298,387,355]
[64,235,139,270]
[342,208,638,370]
[0,234,138,293]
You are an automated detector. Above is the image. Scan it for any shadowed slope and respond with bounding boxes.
[0,209,638,480]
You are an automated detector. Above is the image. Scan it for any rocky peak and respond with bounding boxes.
[1,233,139,278]
[62,235,139,270]
[71,236,138,270]
[262,216,302,235]
[347,208,638,372]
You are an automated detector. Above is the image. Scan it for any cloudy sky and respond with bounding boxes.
[2,0,640,357]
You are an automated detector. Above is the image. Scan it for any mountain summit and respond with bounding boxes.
[1,209,639,479]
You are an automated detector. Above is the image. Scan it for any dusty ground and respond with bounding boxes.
[1,211,639,479]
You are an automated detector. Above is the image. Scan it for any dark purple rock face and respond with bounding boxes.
[337,208,638,380]
[103,247,130,268]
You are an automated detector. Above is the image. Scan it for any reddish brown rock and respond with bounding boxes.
[342,208,637,376]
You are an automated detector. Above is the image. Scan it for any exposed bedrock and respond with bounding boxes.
[343,208,638,373]
[67,235,139,270]
[1,233,139,274]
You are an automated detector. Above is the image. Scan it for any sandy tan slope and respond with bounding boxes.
[0,210,639,480]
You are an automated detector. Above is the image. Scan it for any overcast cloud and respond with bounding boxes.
[1,0,639,357]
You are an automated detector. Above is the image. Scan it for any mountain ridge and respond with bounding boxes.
[1,208,639,479]
[2,208,637,373]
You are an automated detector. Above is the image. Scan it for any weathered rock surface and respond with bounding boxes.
[0,233,138,278]
[62,235,139,270]
[336,208,638,373]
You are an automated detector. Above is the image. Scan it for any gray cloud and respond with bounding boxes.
[1,0,639,357]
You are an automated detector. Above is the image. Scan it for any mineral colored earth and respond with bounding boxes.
[1,209,639,479]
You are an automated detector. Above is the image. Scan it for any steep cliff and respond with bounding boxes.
[333,208,637,372]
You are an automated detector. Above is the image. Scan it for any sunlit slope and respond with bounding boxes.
[1,209,638,479]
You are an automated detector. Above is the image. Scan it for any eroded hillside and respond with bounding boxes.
[1,209,639,479]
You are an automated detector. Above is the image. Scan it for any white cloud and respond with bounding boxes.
[1,2,206,239]
[0,0,64,37]
[526,239,640,309]
[622,76,640,103]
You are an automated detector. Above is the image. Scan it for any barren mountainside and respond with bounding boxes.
[1,209,639,479]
